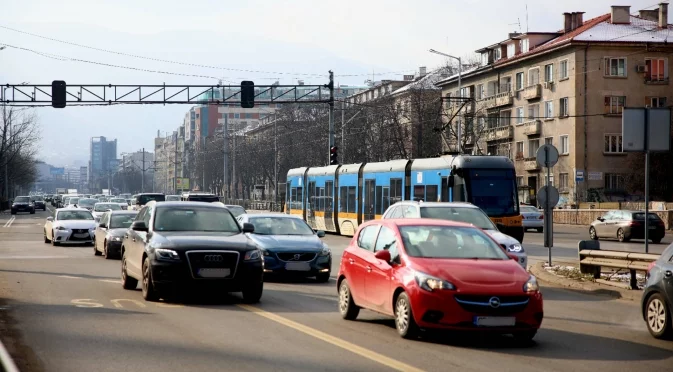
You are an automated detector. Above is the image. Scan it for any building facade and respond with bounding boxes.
[89,136,118,191]
[436,4,672,206]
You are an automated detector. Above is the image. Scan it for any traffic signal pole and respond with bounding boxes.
[327,71,335,165]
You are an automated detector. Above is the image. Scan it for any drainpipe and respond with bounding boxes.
[583,44,589,203]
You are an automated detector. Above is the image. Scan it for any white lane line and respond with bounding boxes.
[2,216,15,228]
[58,275,82,279]
[100,279,121,284]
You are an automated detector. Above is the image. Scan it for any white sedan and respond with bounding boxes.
[520,205,544,232]
[44,208,97,246]
[92,202,124,221]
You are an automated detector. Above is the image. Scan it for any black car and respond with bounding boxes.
[131,193,165,210]
[30,196,47,211]
[642,244,673,340]
[94,210,138,259]
[52,195,63,208]
[11,196,35,215]
[121,201,263,303]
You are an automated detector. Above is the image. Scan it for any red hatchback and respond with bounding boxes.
[337,218,543,340]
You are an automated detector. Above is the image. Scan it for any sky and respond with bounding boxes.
[0,0,665,167]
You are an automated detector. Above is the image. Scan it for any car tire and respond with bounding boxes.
[242,282,264,304]
[30,210,35,214]
[44,230,50,243]
[512,330,537,343]
[652,237,662,244]
[646,293,673,340]
[142,257,160,302]
[338,279,360,320]
[536,227,543,233]
[51,231,60,246]
[93,239,102,256]
[121,251,138,290]
[617,228,629,242]
[589,227,598,240]
[395,292,419,339]
[316,272,331,283]
[103,241,112,259]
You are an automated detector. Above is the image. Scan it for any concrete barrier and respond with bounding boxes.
[553,209,673,229]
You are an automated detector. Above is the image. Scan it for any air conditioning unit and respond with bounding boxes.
[543,82,553,89]
[636,65,648,73]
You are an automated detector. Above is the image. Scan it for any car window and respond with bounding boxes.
[56,210,94,220]
[226,206,246,218]
[95,203,121,212]
[138,194,165,204]
[520,206,538,213]
[68,198,80,204]
[602,211,614,220]
[399,225,508,259]
[153,206,240,233]
[142,206,152,226]
[248,217,314,235]
[420,206,497,230]
[165,195,181,201]
[135,207,148,223]
[403,206,419,218]
[78,198,97,207]
[357,225,380,251]
[385,206,400,219]
[374,226,398,260]
[110,214,136,229]
[99,213,109,225]
[633,212,662,222]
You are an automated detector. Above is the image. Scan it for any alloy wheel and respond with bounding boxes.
[395,297,410,333]
[648,298,667,333]
[338,283,350,314]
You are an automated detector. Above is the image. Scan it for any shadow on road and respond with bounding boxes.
[541,286,617,302]
[0,268,117,281]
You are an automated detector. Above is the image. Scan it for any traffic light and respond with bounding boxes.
[241,81,254,108]
[52,80,67,108]
[330,146,338,165]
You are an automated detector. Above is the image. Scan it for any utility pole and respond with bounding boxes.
[3,105,8,201]
[174,139,178,194]
[273,114,278,206]
[223,115,229,200]
[202,140,206,192]
[328,70,335,164]
[232,131,236,197]
[341,99,345,163]
[141,148,145,193]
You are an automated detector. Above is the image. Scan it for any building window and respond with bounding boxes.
[234,113,240,119]
[528,68,540,86]
[560,60,569,79]
[527,104,539,119]
[545,137,553,146]
[520,38,529,53]
[604,134,623,153]
[516,141,524,159]
[487,144,497,155]
[515,72,524,90]
[494,48,501,61]
[528,139,539,158]
[559,173,569,190]
[645,58,667,82]
[516,107,524,124]
[477,84,484,100]
[507,43,515,58]
[544,101,554,119]
[604,57,627,77]
[604,96,625,114]
[487,113,499,128]
[547,174,554,187]
[605,174,624,191]
[544,64,554,82]
[559,97,569,117]
[500,110,511,126]
[650,97,667,108]
[516,176,524,186]
[560,135,569,154]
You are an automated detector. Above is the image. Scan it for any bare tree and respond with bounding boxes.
[0,106,40,201]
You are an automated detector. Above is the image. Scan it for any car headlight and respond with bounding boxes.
[244,249,262,261]
[414,271,455,292]
[508,243,524,253]
[55,226,68,231]
[111,236,122,242]
[319,245,331,256]
[154,248,180,261]
[523,275,539,293]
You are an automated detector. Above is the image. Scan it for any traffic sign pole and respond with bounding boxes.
[536,144,559,266]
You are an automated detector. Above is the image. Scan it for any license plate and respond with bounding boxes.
[527,216,538,220]
[285,262,311,271]
[474,316,516,327]
[198,268,230,278]
[74,233,89,238]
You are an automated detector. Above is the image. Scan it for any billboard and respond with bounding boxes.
[50,167,65,175]
[176,178,190,190]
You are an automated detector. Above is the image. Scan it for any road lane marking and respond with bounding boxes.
[71,299,104,308]
[100,279,121,284]
[111,299,146,308]
[2,216,15,228]
[0,256,67,259]
[238,304,425,372]
[58,275,82,279]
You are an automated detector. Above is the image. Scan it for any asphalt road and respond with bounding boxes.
[1,209,672,371]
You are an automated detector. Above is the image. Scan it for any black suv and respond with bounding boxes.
[11,196,35,215]
[131,193,165,211]
[30,196,47,211]
[121,201,263,303]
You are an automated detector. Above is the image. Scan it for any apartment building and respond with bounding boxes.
[436,4,672,206]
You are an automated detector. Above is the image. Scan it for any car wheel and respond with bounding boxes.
[512,330,537,343]
[652,237,662,244]
[51,231,60,246]
[93,239,102,256]
[103,240,112,260]
[395,292,419,339]
[44,230,50,243]
[338,279,360,320]
[242,282,263,304]
[536,227,543,233]
[617,228,630,242]
[589,227,598,240]
[121,251,138,290]
[30,210,35,214]
[316,272,331,283]
[646,293,673,340]
[142,257,160,302]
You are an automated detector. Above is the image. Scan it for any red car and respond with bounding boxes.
[337,218,543,340]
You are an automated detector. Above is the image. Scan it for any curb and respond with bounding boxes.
[0,339,19,372]
[529,261,642,302]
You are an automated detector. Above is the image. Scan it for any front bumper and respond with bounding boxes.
[522,219,543,229]
[262,251,331,277]
[106,240,123,255]
[11,205,34,213]
[53,229,94,244]
[408,287,544,332]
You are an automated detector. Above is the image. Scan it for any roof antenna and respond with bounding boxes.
[526,4,529,33]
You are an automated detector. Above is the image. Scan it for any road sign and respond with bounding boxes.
[575,170,584,182]
[536,144,559,168]
[537,185,559,209]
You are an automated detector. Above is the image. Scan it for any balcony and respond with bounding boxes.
[484,125,514,141]
[478,91,513,110]
[524,159,540,171]
[522,84,542,100]
[523,120,541,136]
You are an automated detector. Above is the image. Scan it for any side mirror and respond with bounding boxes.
[242,223,255,233]
[98,223,106,228]
[374,250,392,263]
[316,230,326,238]
[131,221,148,232]
[46,216,53,222]
[597,217,604,222]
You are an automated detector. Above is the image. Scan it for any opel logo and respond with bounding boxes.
[203,255,224,263]
[489,297,501,308]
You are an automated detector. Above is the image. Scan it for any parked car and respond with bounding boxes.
[590,210,665,243]
[94,210,137,259]
[237,214,330,282]
[44,208,96,246]
[11,196,35,215]
[382,201,527,269]
[120,201,263,303]
[520,205,543,232]
[30,195,47,211]
[642,243,673,340]
[337,218,543,340]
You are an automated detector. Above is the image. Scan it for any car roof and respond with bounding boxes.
[366,218,476,228]
[390,201,478,209]
[108,210,137,215]
[243,213,299,219]
[225,204,245,208]
[153,201,222,209]
[55,207,91,212]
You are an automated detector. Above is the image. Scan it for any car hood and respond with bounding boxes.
[410,258,530,289]
[107,228,128,237]
[246,234,323,251]
[483,230,520,246]
[54,220,97,229]
[151,231,254,251]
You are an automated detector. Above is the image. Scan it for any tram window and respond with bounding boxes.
[348,186,356,213]
[391,179,403,203]
[426,186,438,203]
[296,187,303,207]
[326,181,333,212]
[381,187,390,213]
[340,187,348,213]
[441,177,449,202]
[413,186,425,201]
[374,186,382,215]
[318,188,325,211]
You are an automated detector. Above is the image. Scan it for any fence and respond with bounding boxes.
[553,209,673,229]
[220,198,284,212]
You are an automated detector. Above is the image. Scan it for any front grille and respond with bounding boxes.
[69,231,91,241]
[276,252,317,262]
[185,251,239,279]
[454,295,529,315]
[72,229,88,233]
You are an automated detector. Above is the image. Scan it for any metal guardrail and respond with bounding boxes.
[219,198,284,212]
[578,240,660,289]
[0,338,20,372]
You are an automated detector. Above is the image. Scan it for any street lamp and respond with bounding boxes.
[429,49,462,153]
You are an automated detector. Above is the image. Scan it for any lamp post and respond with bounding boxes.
[429,49,462,153]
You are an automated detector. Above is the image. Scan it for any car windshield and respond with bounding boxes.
[154,206,240,233]
[464,169,519,217]
[520,206,539,213]
[78,199,97,207]
[138,194,165,204]
[57,210,94,220]
[226,206,246,218]
[110,199,126,203]
[633,213,662,221]
[399,225,508,259]
[68,198,80,204]
[165,195,181,201]
[249,216,314,235]
[14,197,29,203]
[420,206,497,230]
[95,203,121,212]
[110,214,136,229]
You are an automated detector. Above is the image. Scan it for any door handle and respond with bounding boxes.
[366,266,372,273]
[348,258,354,264]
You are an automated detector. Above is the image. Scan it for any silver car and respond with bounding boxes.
[92,202,124,221]
[520,205,544,232]
[382,201,527,269]
[44,208,96,246]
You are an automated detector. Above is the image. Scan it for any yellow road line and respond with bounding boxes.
[238,304,425,372]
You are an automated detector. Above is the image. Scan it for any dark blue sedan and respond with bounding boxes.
[237,213,331,282]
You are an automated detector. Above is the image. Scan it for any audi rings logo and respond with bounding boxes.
[489,297,501,308]
[203,255,224,263]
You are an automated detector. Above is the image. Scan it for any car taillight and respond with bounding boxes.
[647,261,656,273]
[630,221,642,227]
[539,215,544,219]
